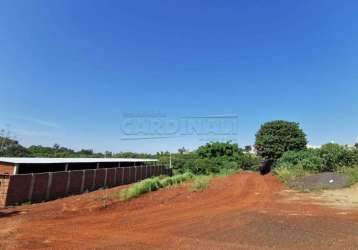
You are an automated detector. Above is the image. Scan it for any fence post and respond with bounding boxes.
[134,166,137,182]
[66,171,71,195]
[121,167,125,185]
[28,173,35,202]
[104,168,108,188]
[92,170,97,190]
[114,167,117,186]
[139,166,143,180]
[46,172,53,201]
[81,170,86,193]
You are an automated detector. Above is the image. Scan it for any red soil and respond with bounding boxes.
[0,172,358,249]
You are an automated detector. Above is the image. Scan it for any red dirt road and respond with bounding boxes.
[1,172,358,249]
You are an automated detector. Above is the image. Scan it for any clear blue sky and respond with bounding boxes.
[1,0,357,153]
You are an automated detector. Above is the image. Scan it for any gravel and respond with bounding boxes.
[289,172,349,190]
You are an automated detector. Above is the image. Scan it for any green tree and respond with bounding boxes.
[255,120,307,161]
[0,136,29,157]
[197,141,240,160]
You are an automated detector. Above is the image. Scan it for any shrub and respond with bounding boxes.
[339,166,358,186]
[192,158,220,175]
[238,153,261,170]
[318,143,357,171]
[273,165,310,183]
[181,154,261,175]
[276,150,323,172]
[255,120,307,161]
[158,152,208,175]
[158,142,261,175]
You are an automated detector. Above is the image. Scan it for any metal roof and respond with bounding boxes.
[0,157,158,164]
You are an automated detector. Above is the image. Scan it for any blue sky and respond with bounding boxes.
[0,0,357,153]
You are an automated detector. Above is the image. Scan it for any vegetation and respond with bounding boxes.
[339,167,358,186]
[0,136,156,159]
[158,142,261,175]
[255,120,307,161]
[119,173,194,201]
[253,121,358,186]
[276,150,324,172]
[274,143,358,185]
[318,143,358,171]
[0,137,29,157]
[273,165,311,183]
[190,175,213,192]
[197,142,241,159]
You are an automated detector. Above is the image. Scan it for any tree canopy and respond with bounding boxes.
[255,120,307,161]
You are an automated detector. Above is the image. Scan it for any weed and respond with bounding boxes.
[217,168,241,177]
[273,165,311,183]
[190,175,213,192]
[338,166,358,186]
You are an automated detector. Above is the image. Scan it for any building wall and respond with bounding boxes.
[0,165,172,207]
[0,175,10,206]
[0,163,15,175]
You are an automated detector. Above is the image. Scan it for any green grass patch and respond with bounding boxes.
[338,166,358,186]
[119,172,194,201]
[101,168,242,202]
[217,168,242,177]
[190,175,213,192]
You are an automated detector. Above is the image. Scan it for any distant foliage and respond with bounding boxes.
[318,143,358,171]
[276,150,323,172]
[255,120,307,161]
[197,142,240,160]
[166,142,261,175]
[276,143,358,173]
[0,136,261,176]
[27,145,104,158]
[0,136,29,157]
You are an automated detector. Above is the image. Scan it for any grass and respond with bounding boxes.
[119,172,194,201]
[338,166,358,186]
[190,175,213,192]
[102,168,242,202]
[217,168,242,177]
[273,165,312,184]
[274,165,358,190]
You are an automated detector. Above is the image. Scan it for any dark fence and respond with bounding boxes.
[0,165,172,207]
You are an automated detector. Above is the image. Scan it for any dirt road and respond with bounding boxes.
[0,172,358,249]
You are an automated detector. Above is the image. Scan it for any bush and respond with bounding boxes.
[238,153,261,170]
[339,166,358,186]
[255,120,307,161]
[276,150,323,172]
[192,158,220,175]
[159,142,261,175]
[318,143,357,171]
[273,165,310,183]
[275,142,358,179]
